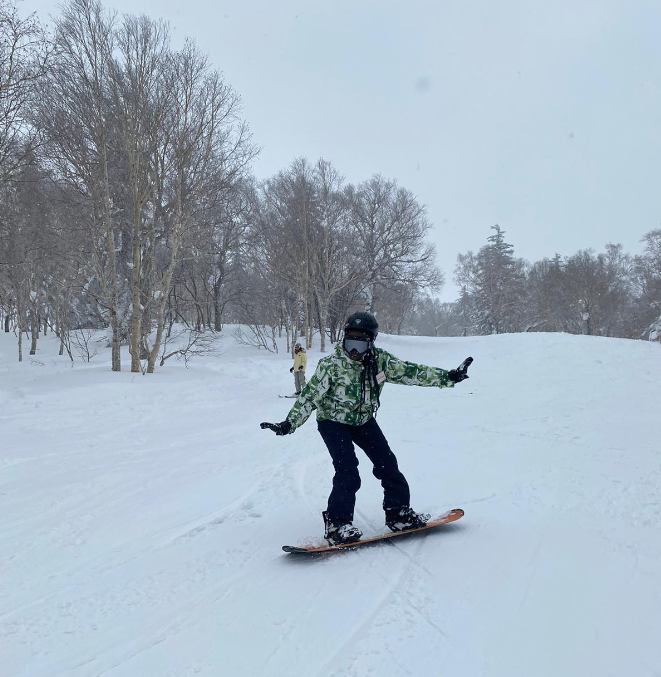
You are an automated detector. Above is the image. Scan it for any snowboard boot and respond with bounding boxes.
[322,511,363,546]
[385,506,431,533]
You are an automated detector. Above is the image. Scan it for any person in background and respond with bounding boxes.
[290,342,307,395]
[262,311,472,545]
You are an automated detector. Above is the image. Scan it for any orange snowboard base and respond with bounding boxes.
[282,508,464,555]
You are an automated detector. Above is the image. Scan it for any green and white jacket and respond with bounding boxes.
[286,342,454,432]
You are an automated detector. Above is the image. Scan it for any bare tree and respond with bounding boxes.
[309,159,359,352]
[71,328,98,361]
[108,13,170,372]
[0,0,50,183]
[347,175,443,314]
[159,326,219,366]
[144,40,255,373]
[633,229,661,340]
[174,176,253,332]
[563,247,632,336]
[249,159,315,346]
[37,0,125,370]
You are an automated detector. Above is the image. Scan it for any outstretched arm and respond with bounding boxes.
[285,360,330,431]
[381,350,473,388]
[261,360,331,436]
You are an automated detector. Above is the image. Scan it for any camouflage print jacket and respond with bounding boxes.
[285,342,454,432]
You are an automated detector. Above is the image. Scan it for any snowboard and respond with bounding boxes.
[282,508,464,555]
[279,394,299,399]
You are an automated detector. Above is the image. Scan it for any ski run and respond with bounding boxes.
[1,328,660,677]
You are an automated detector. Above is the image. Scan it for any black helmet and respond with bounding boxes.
[344,311,378,340]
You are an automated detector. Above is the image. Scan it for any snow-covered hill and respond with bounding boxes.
[1,328,660,677]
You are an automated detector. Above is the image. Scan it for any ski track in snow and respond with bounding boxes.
[2,329,661,676]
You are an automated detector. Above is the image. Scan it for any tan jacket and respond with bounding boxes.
[292,350,307,372]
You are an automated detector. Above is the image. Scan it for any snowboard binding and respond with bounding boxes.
[322,511,363,546]
[385,506,431,532]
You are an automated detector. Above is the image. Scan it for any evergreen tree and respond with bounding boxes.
[455,225,526,334]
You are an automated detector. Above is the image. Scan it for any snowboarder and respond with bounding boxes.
[290,342,307,395]
[261,311,472,545]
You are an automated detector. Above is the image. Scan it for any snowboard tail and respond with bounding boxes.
[282,508,464,555]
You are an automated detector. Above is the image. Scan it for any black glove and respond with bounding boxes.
[289,367,294,373]
[260,421,293,436]
[448,356,473,384]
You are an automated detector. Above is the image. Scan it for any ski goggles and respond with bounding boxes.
[343,337,371,355]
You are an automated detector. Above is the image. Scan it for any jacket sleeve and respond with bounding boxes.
[301,353,307,370]
[380,350,454,389]
[286,359,331,432]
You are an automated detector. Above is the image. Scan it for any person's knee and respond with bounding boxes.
[371,456,401,481]
[335,466,361,493]
[347,472,361,493]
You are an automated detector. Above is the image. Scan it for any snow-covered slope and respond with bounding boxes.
[1,329,660,677]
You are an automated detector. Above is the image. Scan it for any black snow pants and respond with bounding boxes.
[317,417,410,523]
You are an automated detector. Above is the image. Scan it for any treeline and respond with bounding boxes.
[1,1,659,374]
[0,0,442,369]
[402,225,661,342]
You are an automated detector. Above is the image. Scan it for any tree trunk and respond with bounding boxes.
[213,294,222,331]
[146,289,171,374]
[110,307,121,372]
[29,314,38,355]
[101,143,122,372]
[319,306,328,352]
[17,299,23,362]
[146,199,186,374]
[129,200,142,372]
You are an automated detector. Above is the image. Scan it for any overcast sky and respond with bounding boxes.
[23,0,661,299]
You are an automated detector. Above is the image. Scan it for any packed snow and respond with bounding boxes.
[1,328,660,676]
